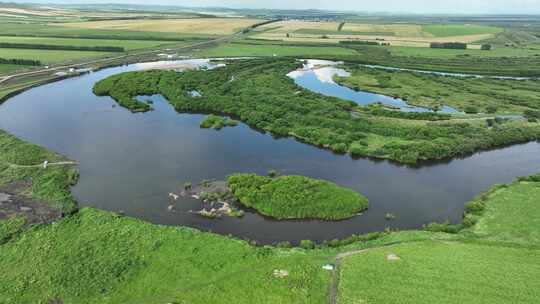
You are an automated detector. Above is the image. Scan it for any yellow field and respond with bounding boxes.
[341,23,426,37]
[253,20,496,48]
[59,18,263,35]
[257,20,341,33]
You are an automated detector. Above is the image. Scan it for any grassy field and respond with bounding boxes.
[423,24,503,37]
[0,48,112,64]
[338,241,540,304]
[335,64,540,113]
[0,36,173,51]
[197,42,358,57]
[0,64,23,74]
[390,45,540,58]
[471,179,540,245]
[59,18,262,35]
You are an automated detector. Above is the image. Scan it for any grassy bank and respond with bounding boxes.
[338,241,540,304]
[1,125,540,303]
[0,130,77,214]
[228,174,368,220]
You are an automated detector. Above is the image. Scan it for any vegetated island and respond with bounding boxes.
[227,173,368,220]
[181,173,368,220]
[93,58,540,164]
[200,114,238,129]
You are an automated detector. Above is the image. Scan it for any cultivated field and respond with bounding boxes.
[59,18,263,35]
[253,21,501,47]
[0,36,174,51]
[0,48,112,64]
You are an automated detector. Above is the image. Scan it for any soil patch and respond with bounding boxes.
[0,181,62,225]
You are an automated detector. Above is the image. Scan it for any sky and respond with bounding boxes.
[8,0,540,14]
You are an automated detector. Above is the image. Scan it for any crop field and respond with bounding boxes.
[0,23,213,40]
[337,241,540,304]
[423,24,503,37]
[59,18,263,35]
[252,20,499,47]
[0,36,174,51]
[0,48,112,63]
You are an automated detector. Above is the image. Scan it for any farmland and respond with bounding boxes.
[59,18,263,35]
[252,20,502,47]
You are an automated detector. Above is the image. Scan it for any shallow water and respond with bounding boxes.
[1,59,539,244]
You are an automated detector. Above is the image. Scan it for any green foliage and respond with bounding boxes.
[0,208,331,304]
[227,173,368,220]
[338,241,540,304]
[337,64,540,114]
[300,240,315,250]
[93,58,540,164]
[200,114,237,129]
[0,130,77,214]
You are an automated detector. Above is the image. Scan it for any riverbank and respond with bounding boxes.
[1,128,539,303]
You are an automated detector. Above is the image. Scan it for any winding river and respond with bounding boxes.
[1,59,539,244]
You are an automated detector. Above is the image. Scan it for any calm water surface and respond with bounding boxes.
[1,59,539,244]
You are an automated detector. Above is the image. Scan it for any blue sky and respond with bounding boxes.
[9,0,540,14]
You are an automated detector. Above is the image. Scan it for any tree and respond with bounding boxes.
[481,44,492,51]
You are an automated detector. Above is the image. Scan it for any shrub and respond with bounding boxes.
[299,240,315,250]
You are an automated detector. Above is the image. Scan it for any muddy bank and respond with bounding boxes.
[0,181,62,225]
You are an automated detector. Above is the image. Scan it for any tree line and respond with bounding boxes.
[0,43,125,52]
[0,57,41,66]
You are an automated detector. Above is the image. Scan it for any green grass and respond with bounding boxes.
[422,24,503,37]
[0,208,332,304]
[0,36,173,51]
[197,42,358,57]
[294,28,394,36]
[471,180,540,245]
[0,48,112,64]
[338,241,540,304]
[0,23,213,41]
[228,174,368,220]
[390,45,540,58]
[0,130,77,214]
[335,64,540,113]
[0,63,23,74]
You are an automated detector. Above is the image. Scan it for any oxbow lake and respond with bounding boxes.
[1,59,539,244]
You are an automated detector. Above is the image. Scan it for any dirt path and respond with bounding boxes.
[328,249,369,304]
[8,161,77,169]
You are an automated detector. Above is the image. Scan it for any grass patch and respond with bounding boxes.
[0,48,112,64]
[200,114,238,129]
[423,24,503,37]
[0,63,23,74]
[336,64,540,113]
[338,241,540,304]
[471,180,540,245]
[0,36,173,51]
[198,42,357,57]
[0,208,332,304]
[228,174,368,220]
[0,130,77,214]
